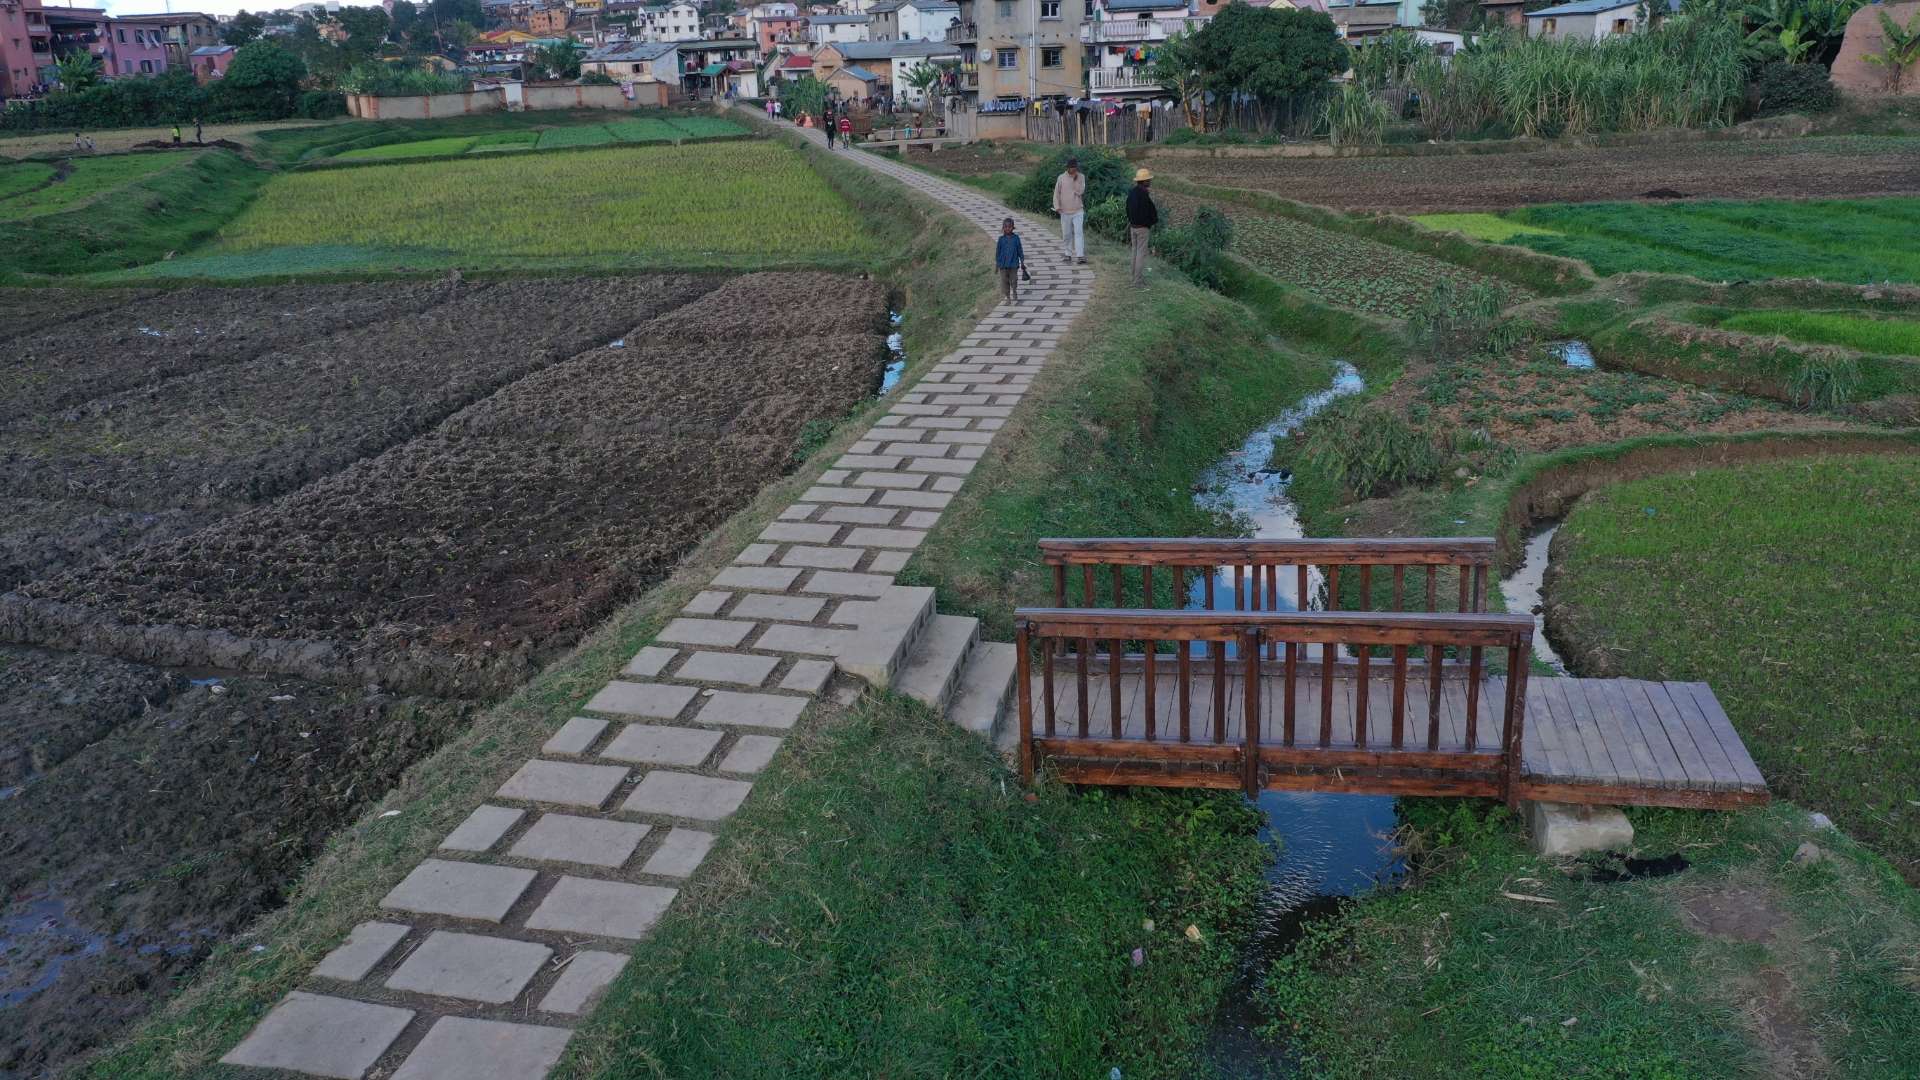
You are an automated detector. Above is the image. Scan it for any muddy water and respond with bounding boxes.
[1499,525,1570,675]
[1186,361,1410,1069]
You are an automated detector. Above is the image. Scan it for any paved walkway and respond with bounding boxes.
[219,121,1094,1080]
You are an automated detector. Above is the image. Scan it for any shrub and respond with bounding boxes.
[1323,82,1390,145]
[1086,194,1129,243]
[1790,353,1860,409]
[296,89,346,119]
[1280,397,1445,498]
[1754,61,1841,115]
[1153,204,1234,290]
[338,62,469,97]
[1007,145,1130,217]
[1409,278,1510,361]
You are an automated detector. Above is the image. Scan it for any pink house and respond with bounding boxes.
[187,42,232,79]
[108,17,172,75]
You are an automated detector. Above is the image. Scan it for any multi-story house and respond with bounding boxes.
[105,17,172,76]
[1079,0,1219,97]
[2,0,55,97]
[946,0,1088,103]
[638,1,702,41]
[868,0,957,40]
[807,12,870,43]
[114,12,220,68]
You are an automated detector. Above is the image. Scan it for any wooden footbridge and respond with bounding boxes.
[1014,539,1768,810]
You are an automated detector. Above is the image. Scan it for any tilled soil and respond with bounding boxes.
[1160,135,1920,213]
[9,273,890,697]
[0,288,159,345]
[0,650,471,1076]
[1,276,716,512]
[1,281,462,426]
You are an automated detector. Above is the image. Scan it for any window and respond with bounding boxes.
[1540,17,1556,32]
[997,1,1012,17]
[1612,17,1631,31]
[140,58,152,71]
[117,28,125,41]
[632,62,643,71]
[1085,0,1094,13]
[1039,0,1059,16]
[1041,45,1061,65]
[996,46,1017,67]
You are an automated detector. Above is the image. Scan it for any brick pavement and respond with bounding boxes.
[221,116,1094,1079]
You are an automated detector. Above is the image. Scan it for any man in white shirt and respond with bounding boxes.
[1051,157,1086,264]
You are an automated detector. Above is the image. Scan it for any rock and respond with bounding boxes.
[1809,811,1835,829]
[1791,841,1822,867]
[1525,801,1633,856]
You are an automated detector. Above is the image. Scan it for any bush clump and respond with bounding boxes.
[1008,145,1130,217]
[1152,204,1234,290]
[1409,278,1516,362]
[1754,61,1841,115]
[1277,397,1446,498]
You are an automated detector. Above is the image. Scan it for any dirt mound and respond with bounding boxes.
[127,138,245,151]
[0,288,160,345]
[1641,187,1688,199]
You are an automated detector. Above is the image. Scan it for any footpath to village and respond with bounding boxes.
[217,119,1094,1079]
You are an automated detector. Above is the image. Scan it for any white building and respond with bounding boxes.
[639,1,703,42]
[581,39,681,82]
[868,0,959,41]
[808,12,872,42]
[1525,0,1672,40]
[1081,0,1208,96]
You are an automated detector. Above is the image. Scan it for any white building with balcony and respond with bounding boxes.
[1079,0,1213,96]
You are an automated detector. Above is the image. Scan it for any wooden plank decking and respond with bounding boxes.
[1028,666,1769,809]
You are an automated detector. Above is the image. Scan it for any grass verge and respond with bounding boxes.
[1703,308,1920,359]
[1261,799,1920,1078]
[0,149,270,277]
[559,693,1269,1079]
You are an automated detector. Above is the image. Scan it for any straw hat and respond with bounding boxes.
[1134,168,1154,181]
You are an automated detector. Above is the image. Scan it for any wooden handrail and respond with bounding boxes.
[1014,608,1533,807]
[1037,536,1497,615]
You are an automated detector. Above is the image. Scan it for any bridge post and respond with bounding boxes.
[1242,627,1262,798]
[1016,618,1034,786]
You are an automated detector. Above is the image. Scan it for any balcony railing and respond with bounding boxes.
[946,20,978,40]
[1088,68,1160,91]
[1078,15,1206,43]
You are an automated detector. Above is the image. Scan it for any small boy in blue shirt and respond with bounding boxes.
[995,217,1026,303]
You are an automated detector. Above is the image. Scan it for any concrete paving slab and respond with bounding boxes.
[539,951,630,1015]
[752,624,854,657]
[780,545,864,570]
[733,543,778,565]
[378,859,537,922]
[641,828,717,878]
[711,566,803,591]
[509,813,652,868]
[801,571,893,597]
[759,522,840,543]
[676,651,780,686]
[385,930,551,1004]
[494,759,629,809]
[868,551,911,574]
[779,659,836,695]
[599,724,724,766]
[843,528,927,548]
[876,489,953,509]
[388,1016,571,1080]
[622,646,678,677]
[219,991,414,1079]
[655,618,754,648]
[777,504,817,520]
[439,805,525,853]
[694,691,808,730]
[818,505,902,525]
[311,922,412,983]
[523,876,678,940]
[682,589,731,614]
[719,735,784,775]
[801,485,875,504]
[622,771,756,820]
[730,593,825,621]
[542,716,608,756]
[903,511,942,528]
[583,681,698,720]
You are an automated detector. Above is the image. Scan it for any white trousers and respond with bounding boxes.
[1059,211,1085,259]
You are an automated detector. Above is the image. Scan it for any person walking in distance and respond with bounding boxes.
[1052,156,1086,264]
[825,113,836,149]
[194,116,203,144]
[172,124,182,146]
[995,217,1026,304]
[838,113,853,147]
[1126,168,1158,288]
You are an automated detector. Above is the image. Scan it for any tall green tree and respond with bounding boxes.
[52,50,103,93]
[1189,4,1348,121]
[222,10,267,45]
[335,5,392,63]
[1147,29,1209,131]
[528,39,583,79]
[215,40,308,119]
[388,0,419,41]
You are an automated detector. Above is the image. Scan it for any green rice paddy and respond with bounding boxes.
[0,151,194,221]
[1502,198,1920,284]
[1707,309,1920,357]
[1411,212,1561,243]
[328,116,746,159]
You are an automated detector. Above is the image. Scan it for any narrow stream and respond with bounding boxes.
[1188,360,1410,1071]
[1498,525,1569,675]
[881,310,906,395]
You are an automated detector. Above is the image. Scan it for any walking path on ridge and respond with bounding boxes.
[216,115,1096,1080]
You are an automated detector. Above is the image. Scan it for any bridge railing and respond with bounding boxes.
[1038,537,1497,617]
[1013,608,1535,805]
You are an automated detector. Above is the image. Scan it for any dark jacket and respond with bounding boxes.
[1126,184,1158,228]
[995,232,1025,269]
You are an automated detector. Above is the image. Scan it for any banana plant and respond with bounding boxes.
[1862,8,1920,92]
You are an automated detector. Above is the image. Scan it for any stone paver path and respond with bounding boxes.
[222,115,1093,1078]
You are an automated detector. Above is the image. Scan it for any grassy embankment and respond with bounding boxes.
[0,149,270,279]
[72,123,1273,1080]
[247,107,671,164]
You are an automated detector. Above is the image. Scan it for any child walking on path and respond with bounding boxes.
[995,217,1026,303]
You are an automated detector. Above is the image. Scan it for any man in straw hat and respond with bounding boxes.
[1125,168,1159,288]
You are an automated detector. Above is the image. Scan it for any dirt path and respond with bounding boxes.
[0,122,326,159]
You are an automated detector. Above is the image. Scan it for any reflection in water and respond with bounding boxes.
[881,311,906,395]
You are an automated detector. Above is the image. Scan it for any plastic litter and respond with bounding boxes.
[1131,947,1144,967]
[1561,1016,1579,1028]
[1184,924,1202,942]
[380,810,400,818]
